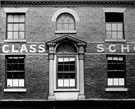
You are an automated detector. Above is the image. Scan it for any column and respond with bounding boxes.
[48,45,55,100]
[78,45,85,100]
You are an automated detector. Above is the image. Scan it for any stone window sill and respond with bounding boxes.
[55,30,77,34]
[105,39,126,43]
[4,88,26,92]
[4,40,26,43]
[54,89,79,92]
[105,88,128,92]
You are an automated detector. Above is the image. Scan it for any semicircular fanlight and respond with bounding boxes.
[56,42,77,53]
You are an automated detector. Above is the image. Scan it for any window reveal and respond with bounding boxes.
[107,55,125,87]
[7,14,25,40]
[6,56,25,87]
[57,57,76,88]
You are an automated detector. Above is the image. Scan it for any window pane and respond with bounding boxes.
[105,13,123,22]
[112,32,117,39]
[19,32,24,39]
[119,57,123,61]
[108,64,114,70]
[58,58,63,62]
[106,23,111,31]
[118,23,123,31]
[8,15,13,22]
[114,78,119,86]
[19,24,24,31]
[63,17,68,23]
[64,79,69,87]
[13,64,18,70]
[57,18,62,23]
[7,79,13,87]
[63,23,68,30]
[19,57,24,63]
[70,79,75,87]
[69,18,74,23]
[7,72,13,79]
[70,58,75,64]
[58,79,63,87]
[119,78,124,86]
[13,79,18,87]
[7,64,12,70]
[8,32,13,39]
[58,65,63,71]
[70,65,75,71]
[107,57,113,60]
[106,32,112,39]
[19,79,24,87]
[64,65,69,71]
[69,24,74,30]
[58,73,64,79]
[19,72,24,79]
[20,15,25,22]
[119,64,124,70]
[118,32,123,39]
[108,78,113,86]
[14,15,19,22]
[57,24,62,30]
[112,24,117,31]
[14,32,18,39]
[7,58,12,63]
[64,58,69,64]
[8,24,13,31]
[19,64,24,70]
[14,24,19,31]
[113,57,119,61]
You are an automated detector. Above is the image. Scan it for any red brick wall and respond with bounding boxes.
[0,6,135,100]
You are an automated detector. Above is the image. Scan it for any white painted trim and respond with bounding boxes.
[54,89,79,92]
[4,8,28,13]
[103,8,126,12]
[4,40,27,43]
[4,88,27,92]
[52,8,80,22]
[105,39,126,43]
[105,88,128,92]
[55,30,77,34]
[54,55,79,91]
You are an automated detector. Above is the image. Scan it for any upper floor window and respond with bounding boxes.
[56,13,75,31]
[105,13,124,40]
[7,14,25,40]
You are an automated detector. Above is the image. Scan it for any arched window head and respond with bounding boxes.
[56,13,75,31]
[56,42,77,53]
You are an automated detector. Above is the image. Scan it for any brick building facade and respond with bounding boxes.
[0,0,135,108]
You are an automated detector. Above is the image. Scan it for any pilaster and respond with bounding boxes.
[48,43,56,101]
[78,44,85,100]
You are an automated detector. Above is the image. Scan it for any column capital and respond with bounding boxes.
[78,44,85,54]
[48,44,55,60]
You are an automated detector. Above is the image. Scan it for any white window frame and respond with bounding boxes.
[103,8,126,42]
[52,8,79,34]
[54,55,80,92]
